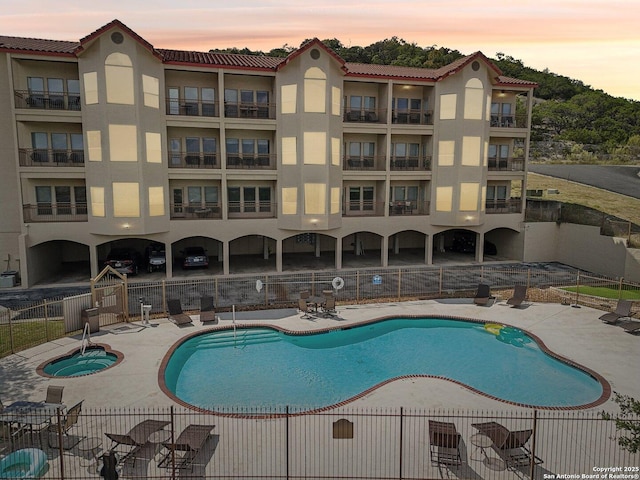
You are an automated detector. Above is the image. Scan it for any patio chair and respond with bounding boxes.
[321,296,338,318]
[428,420,462,468]
[599,299,633,324]
[618,320,640,334]
[474,284,493,306]
[471,421,542,469]
[47,400,83,449]
[158,424,215,471]
[507,285,528,308]
[105,419,170,459]
[298,298,314,320]
[200,296,217,324]
[167,299,193,325]
[45,385,64,405]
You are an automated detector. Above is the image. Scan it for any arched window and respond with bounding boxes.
[464,78,484,120]
[105,52,134,105]
[304,67,326,113]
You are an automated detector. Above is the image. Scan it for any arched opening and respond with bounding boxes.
[282,233,336,271]
[342,232,383,268]
[27,240,90,285]
[388,230,427,266]
[485,227,522,261]
[228,235,276,274]
[431,229,478,264]
[171,236,223,276]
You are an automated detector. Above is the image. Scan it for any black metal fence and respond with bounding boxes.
[3,406,638,479]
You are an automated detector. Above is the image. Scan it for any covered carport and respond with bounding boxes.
[27,239,91,285]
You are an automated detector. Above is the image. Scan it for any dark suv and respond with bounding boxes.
[104,248,143,276]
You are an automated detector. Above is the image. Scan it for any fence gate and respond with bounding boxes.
[90,266,128,325]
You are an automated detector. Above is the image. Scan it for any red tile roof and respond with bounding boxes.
[0,22,536,88]
[0,35,78,55]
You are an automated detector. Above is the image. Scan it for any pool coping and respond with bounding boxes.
[157,315,611,417]
[36,343,124,378]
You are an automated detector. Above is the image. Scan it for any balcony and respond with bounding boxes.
[228,202,277,218]
[19,148,84,166]
[23,204,87,222]
[390,156,431,171]
[488,157,525,172]
[168,152,219,169]
[166,99,218,117]
[343,155,384,171]
[14,91,81,111]
[343,108,387,124]
[490,113,528,129]
[485,199,522,214]
[170,204,222,220]
[392,109,433,126]
[226,154,275,170]
[224,102,275,120]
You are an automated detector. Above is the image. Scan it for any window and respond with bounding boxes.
[113,182,140,217]
[487,185,508,202]
[105,53,134,105]
[170,139,181,166]
[202,88,215,116]
[203,138,217,165]
[142,75,159,109]
[346,142,375,168]
[172,189,183,214]
[47,78,64,109]
[390,186,418,202]
[27,77,45,108]
[391,143,420,168]
[224,89,239,117]
[187,186,219,209]
[184,87,198,115]
[168,88,180,115]
[31,132,48,162]
[51,133,68,163]
[35,185,85,215]
[304,67,326,113]
[227,186,271,213]
[348,186,374,211]
[186,137,200,165]
[488,144,509,169]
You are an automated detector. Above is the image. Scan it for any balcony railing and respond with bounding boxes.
[490,113,528,129]
[226,154,275,170]
[166,99,218,117]
[392,109,433,125]
[14,90,81,111]
[170,204,222,220]
[23,204,88,223]
[488,157,525,171]
[342,200,430,217]
[343,108,387,124]
[390,156,432,171]
[224,102,275,120]
[19,148,85,166]
[343,155,385,171]
[168,152,220,169]
[485,198,522,214]
[228,202,277,218]
[388,200,430,216]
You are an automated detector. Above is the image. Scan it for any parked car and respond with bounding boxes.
[182,246,209,269]
[145,243,166,273]
[104,248,143,275]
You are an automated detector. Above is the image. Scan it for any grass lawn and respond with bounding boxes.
[562,285,640,300]
[0,320,65,358]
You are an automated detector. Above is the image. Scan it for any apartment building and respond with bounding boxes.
[0,20,536,287]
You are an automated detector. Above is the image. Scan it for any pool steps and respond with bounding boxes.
[187,329,281,350]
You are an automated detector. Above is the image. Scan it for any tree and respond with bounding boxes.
[601,392,640,453]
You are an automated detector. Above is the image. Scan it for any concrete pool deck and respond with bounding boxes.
[2,298,638,413]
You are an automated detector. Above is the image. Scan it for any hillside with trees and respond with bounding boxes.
[212,38,640,164]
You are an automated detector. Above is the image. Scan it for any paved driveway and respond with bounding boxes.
[529,164,640,199]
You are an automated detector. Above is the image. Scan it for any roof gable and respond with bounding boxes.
[75,19,162,61]
[276,38,346,72]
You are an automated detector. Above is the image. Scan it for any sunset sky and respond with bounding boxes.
[2,0,639,101]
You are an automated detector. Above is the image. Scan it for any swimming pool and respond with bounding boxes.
[162,318,607,410]
[39,345,120,377]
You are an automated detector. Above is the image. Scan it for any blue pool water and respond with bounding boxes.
[43,347,117,377]
[164,318,604,409]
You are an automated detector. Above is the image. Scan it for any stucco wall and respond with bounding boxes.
[523,222,639,282]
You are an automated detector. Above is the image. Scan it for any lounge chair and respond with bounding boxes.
[507,285,528,308]
[200,296,217,324]
[599,299,633,324]
[105,419,170,460]
[618,320,640,334]
[321,296,338,318]
[47,400,83,449]
[428,420,462,468]
[45,385,64,405]
[474,284,493,306]
[471,421,542,469]
[158,424,215,471]
[298,298,314,320]
[167,299,193,325]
